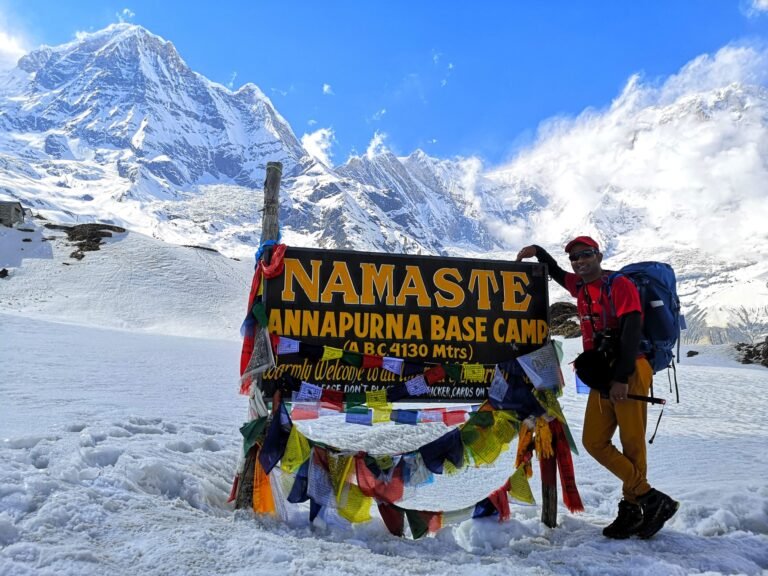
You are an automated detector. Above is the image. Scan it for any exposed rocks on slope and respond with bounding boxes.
[44,223,126,260]
[734,338,768,368]
[549,301,581,339]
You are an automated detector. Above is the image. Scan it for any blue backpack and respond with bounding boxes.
[606,262,685,401]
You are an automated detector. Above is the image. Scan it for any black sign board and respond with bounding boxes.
[263,247,549,401]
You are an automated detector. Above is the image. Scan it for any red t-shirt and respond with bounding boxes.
[564,272,642,351]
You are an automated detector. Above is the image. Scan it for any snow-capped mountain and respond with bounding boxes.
[0,23,508,258]
[1,24,767,341]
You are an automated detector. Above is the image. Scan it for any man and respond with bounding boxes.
[516,236,678,539]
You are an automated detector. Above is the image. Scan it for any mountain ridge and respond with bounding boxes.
[1,24,767,341]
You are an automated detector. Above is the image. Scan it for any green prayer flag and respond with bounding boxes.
[345,392,366,408]
[342,350,363,367]
[251,302,268,327]
[443,364,462,382]
[405,508,429,540]
[466,410,494,428]
[239,416,268,456]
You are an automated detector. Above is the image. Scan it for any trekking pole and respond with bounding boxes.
[628,394,666,405]
[625,395,668,444]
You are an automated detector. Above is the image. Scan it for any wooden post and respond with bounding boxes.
[541,481,558,528]
[261,162,283,414]
[261,162,282,249]
[235,161,283,511]
[540,433,558,528]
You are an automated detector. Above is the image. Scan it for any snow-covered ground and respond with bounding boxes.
[1,222,767,575]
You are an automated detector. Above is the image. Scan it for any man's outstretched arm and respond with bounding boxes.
[516,244,567,288]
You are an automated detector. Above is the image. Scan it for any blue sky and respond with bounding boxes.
[1,1,768,166]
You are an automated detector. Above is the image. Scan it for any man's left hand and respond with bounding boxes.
[609,381,629,403]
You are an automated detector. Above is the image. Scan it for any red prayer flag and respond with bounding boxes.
[362,354,383,369]
[488,485,511,522]
[424,365,446,385]
[442,410,467,426]
[321,389,344,411]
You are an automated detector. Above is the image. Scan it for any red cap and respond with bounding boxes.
[564,235,600,253]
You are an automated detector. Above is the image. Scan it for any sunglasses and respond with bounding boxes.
[569,249,599,262]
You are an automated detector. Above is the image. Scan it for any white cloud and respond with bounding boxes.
[372,108,386,121]
[492,43,768,260]
[0,29,28,70]
[745,0,768,16]
[322,83,334,95]
[365,131,388,159]
[116,8,136,22]
[301,127,335,168]
[440,63,454,88]
[307,119,318,126]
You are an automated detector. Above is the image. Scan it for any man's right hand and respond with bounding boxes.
[515,245,537,261]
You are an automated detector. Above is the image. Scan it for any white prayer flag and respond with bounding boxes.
[516,342,564,390]
[296,381,323,401]
[382,357,404,375]
[405,375,429,396]
[489,366,509,402]
[277,337,300,355]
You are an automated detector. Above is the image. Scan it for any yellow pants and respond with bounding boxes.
[582,358,653,503]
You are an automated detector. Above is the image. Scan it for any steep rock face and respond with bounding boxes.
[336,150,506,253]
[7,24,306,190]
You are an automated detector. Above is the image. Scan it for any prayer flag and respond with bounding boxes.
[424,365,446,385]
[366,389,388,407]
[290,400,320,420]
[488,366,509,402]
[281,426,310,473]
[507,465,535,504]
[382,357,404,375]
[321,346,344,361]
[391,409,419,425]
[516,342,564,391]
[362,354,383,369]
[321,388,344,411]
[419,429,464,474]
[405,375,429,397]
[378,503,405,537]
[372,406,393,424]
[342,350,363,367]
[337,483,372,523]
[346,407,372,426]
[296,382,323,401]
[462,363,485,382]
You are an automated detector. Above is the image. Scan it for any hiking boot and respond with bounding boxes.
[636,488,679,539]
[602,500,644,539]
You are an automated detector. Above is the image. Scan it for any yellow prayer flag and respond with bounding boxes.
[321,346,344,361]
[492,412,519,446]
[281,426,310,474]
[327,453,355,502]
[535,389,566,423]
[462,363,486,382]
[372,405,393,423]
[337,483,373,523]
[508,466,536,504]
[466,427,504,466]
[366,389,388,407]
